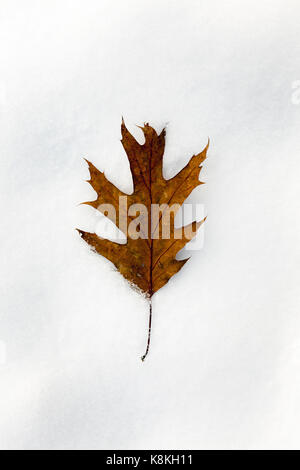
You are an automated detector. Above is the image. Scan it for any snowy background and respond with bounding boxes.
[1,0,300,450]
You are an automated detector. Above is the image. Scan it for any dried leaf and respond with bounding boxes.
[78,119,208,359]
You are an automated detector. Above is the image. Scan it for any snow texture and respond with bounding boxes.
[0,0,300,450]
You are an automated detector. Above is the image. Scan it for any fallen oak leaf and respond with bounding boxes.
[78,119,208,360]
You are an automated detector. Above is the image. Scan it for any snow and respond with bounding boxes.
[0,0,300,449]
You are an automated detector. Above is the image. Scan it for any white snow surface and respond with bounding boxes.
[0,0,300,449]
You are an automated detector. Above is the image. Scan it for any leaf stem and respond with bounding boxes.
[141,298,152,362]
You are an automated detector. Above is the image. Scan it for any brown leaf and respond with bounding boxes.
[78,119,208,298]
